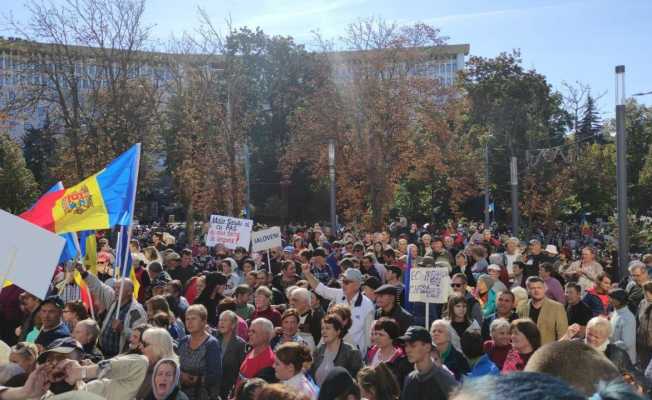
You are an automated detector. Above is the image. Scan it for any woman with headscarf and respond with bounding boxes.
[146,358,189,400]
[430,319,470,380]
[474,274,497,317]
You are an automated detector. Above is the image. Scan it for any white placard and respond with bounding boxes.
[409,267,451,304]
[0,209,66,300]
[251,227,282,252]
[205,215,253,249]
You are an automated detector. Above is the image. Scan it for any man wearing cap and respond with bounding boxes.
[310,248,334,285]
[34,296,70,351]
[76,264,146,358]
[609,288,637,364]
[302,264,375,353]
[361,276,381,303]
[385,265,405,305]
[375,285,413,335]
[400,326,457,400]
[169,249,196,287]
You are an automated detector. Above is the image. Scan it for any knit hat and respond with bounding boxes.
[317,367,357,400]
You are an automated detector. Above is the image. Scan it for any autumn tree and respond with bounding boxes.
[5,0,163,199]
[285,18,458,229]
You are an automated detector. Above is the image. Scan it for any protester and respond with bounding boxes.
[311,313,363,386]
[146,358,189,400]
[583,272,613,316]
[539,262,565,304]
[444,294,473,339]
[502,318,541,373]
[217,310,247,400]
[273,342,317,399]
[365,318,412,389]
[34,296,70,351]
[62,300,89,333]
[178,304,222,400]
[400,326,458,400]
[136,327,178,399]
[564,282,593,336]
[374,285,413,335]
[480,291,518,341]
[251,286,282,327]
[72,319,103,363]
[482,318,512,370]
[430,319,470,380]
[357,363,401,400]
[636,280,652,369]
[626,261,648,315]
[193,272,227,327]
[609,288,637,364]
[238,318,276,385]
[289,287,323,346]
[517,276,568,344]
[450,273,483,324]
[317,367,361,400]
[4,342,37,387]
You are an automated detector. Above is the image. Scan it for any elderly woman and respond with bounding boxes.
[251,286,282,327]
[178,304,221,400]
[482,318,512,370]
[146,358,189,400]
[311,314,363,386]
[216,310,246,400]
[72,319,104,363]
[136,327,178,399]
[365,317,412,390]
[273,342,318,399]
[584,316,637,374]
[5,342,38,386]
[430,319,470,380]
[502,319,541,373]
[62,300,89,332]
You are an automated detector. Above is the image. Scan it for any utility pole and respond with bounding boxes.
[510,157,519,236]
[328,138,337,237]
[484,142,490,227]
[615,65,629,279]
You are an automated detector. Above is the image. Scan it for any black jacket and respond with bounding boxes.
[310,341,363,380]
[401,364,458,400]
[442,345,470,381]
[299,307,324,345]
[219,335,247,400]
[376,304,414,335]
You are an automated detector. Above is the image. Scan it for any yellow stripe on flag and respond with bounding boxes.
[84,234,97,276]
[52,175,110,233]
[130,268,140,299]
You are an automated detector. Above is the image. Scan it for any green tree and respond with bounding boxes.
[22,121,58,191]
[0,133,39,213]
[461,50,571,220]
[577,94,602,143]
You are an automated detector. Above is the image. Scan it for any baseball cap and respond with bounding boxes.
[283,245,295,253]
[41,295,64,309]
[342,268,362,283]
[608,288,628,304]
[37,337,83,363]
[398,326,431,344]
[362,276,381,290]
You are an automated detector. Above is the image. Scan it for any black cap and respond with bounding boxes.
[41,295,64,309]
[387,265,402,277]
[318,367,356,400]
[374,284,398,296]
[398,326,431,344]
[608,288,628,304]
[362,276,381,290]
[37,337,83,363]
[206,271,228,286]
[312,248,327,258]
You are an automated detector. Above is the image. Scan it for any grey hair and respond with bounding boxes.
[628,260,646,274]
[219,310,239,335]
[142,327,177,362]
[488,254,504,266]
[291,287,312,305]
[77,319,101,343]
[431,319,462,353]
[586,316,613,337]
[251,318,275,340]
[489,318,511,336]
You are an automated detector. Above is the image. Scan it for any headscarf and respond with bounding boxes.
[152,358,181,400]
[477,274,495,293]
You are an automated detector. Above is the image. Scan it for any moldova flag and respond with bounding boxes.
[20,144,140,234]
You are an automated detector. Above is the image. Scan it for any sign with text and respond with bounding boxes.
[251,227,282,252]
[409,267,451,304]
[206,215,253,249]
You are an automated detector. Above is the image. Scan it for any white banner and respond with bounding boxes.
[409,267,451,304]
[206,215,253,249]
[0,209,66,300]
[251,227,282,252]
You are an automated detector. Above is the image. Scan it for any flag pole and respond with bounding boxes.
[114,144,141,321]
[71,233,95,320]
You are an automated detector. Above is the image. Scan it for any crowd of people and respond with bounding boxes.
[0,219,651,399]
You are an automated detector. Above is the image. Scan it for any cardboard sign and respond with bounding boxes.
[251,227,282,252]
[205,215,253,249]
[409,267,451,304]
[0,209,66,299]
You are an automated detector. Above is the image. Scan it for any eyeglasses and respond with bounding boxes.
[451,283,464,288]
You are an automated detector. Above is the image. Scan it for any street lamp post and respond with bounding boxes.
[484,142,490,227]
[510,157,519,236]
[615,65,629,279]
[328,139,337,237]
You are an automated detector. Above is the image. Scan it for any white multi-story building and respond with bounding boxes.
[0,36,469,138]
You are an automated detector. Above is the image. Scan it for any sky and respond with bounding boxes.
[4,0,652,114]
